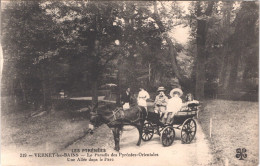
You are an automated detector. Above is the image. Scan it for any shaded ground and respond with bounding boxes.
[1,97,92,154]
[1,109,90,153]
[199,100,258,166]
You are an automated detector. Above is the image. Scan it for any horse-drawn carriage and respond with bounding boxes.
[142,102,200,146]
[89,95,200,151]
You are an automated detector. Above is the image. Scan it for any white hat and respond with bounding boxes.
[170,88,183,97]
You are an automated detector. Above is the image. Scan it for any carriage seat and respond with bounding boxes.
[180,100,200,112]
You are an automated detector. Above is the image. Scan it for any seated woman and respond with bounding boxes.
[154,87,168,119]
[163,88,183,124]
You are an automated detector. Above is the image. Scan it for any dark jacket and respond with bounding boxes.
[121,91,131,104]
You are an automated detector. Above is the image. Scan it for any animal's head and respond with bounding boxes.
[89,103,104,128]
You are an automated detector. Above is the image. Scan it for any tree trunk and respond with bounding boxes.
[195,49,206,100]
[116,59,124,106]
[91,55,99,106]
[217,2,232,95]
[218,46,228,94]
[19,79,27,103]
[195,11,206,99]
[116,68,121,106]
[228,55,239,94]
[152,1,190,89]
[195,1,214,100]
[223,59,232,91]
[91,77,98,106]
[41,64,51,111]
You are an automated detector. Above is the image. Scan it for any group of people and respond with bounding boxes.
[154,87,184,124]
[120,86,196,124]
[120,87,150,110]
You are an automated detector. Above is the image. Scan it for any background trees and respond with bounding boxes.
[1,1,258,111]
[187,1,258,100]
[2,1,57,110]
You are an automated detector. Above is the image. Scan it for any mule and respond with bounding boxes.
[89,103,147,151]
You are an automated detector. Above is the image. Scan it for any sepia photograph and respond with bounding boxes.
[0,1,259,165]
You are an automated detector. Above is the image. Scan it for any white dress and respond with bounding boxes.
[137,90,150,108]
[166,96,183,115]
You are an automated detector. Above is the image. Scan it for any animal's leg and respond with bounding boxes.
[111,128,120,151]
[111,128,116,150]
[136,125,142,146]
[119,125,123,138]
[115,127,120,151]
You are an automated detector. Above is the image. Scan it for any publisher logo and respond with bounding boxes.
[236,148,247,160]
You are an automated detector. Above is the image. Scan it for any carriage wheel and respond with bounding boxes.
[181,118,197,144]
[142,122,154,141]
[160,126,175,147]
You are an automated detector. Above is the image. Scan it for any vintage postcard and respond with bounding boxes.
[1,1,258,166]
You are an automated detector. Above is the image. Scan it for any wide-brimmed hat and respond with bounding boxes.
[170,88,183,97]
[157,87,166,92]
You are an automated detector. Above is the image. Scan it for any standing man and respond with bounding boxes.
[121,87,131,110]
[137,88,150,111]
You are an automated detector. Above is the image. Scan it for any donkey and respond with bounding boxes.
[89,103,147,151]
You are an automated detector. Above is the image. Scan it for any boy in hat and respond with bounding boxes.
[163,88,183,124]
[154,87,168,119]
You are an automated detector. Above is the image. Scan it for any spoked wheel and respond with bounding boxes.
[181,118,197,144]
[142,122,154,141]
[160,126,175,147]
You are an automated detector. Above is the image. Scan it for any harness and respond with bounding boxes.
[111,108,125,121]
[107,107,125,125]
[107,106,144,125]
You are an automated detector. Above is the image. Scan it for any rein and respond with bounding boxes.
[91,105,145,127]
[107,106,143,125]
[107,108,125,125]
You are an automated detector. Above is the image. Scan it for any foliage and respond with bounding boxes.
[1,1,258,109]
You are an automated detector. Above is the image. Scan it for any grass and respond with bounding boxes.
[199,100,258,166]
[1,111,91,152]
[1,98,94,153]
[1,97,116,154]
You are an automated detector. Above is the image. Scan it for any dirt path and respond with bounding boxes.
[67,120,213,166]
[1,98,213,166]
[113,123,212,166]
[1,118,213,166]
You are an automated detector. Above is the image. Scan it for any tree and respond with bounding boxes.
[42,1,124,105]
[151,1,189,89]
[193,1,214,99]
[227,1,258,93]
[2,1,58,110]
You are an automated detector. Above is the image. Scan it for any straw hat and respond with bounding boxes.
[170,88,183,97]
[157,86,166,92]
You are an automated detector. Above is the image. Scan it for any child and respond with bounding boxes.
[163,88,183,124]
[181,93,199,111]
